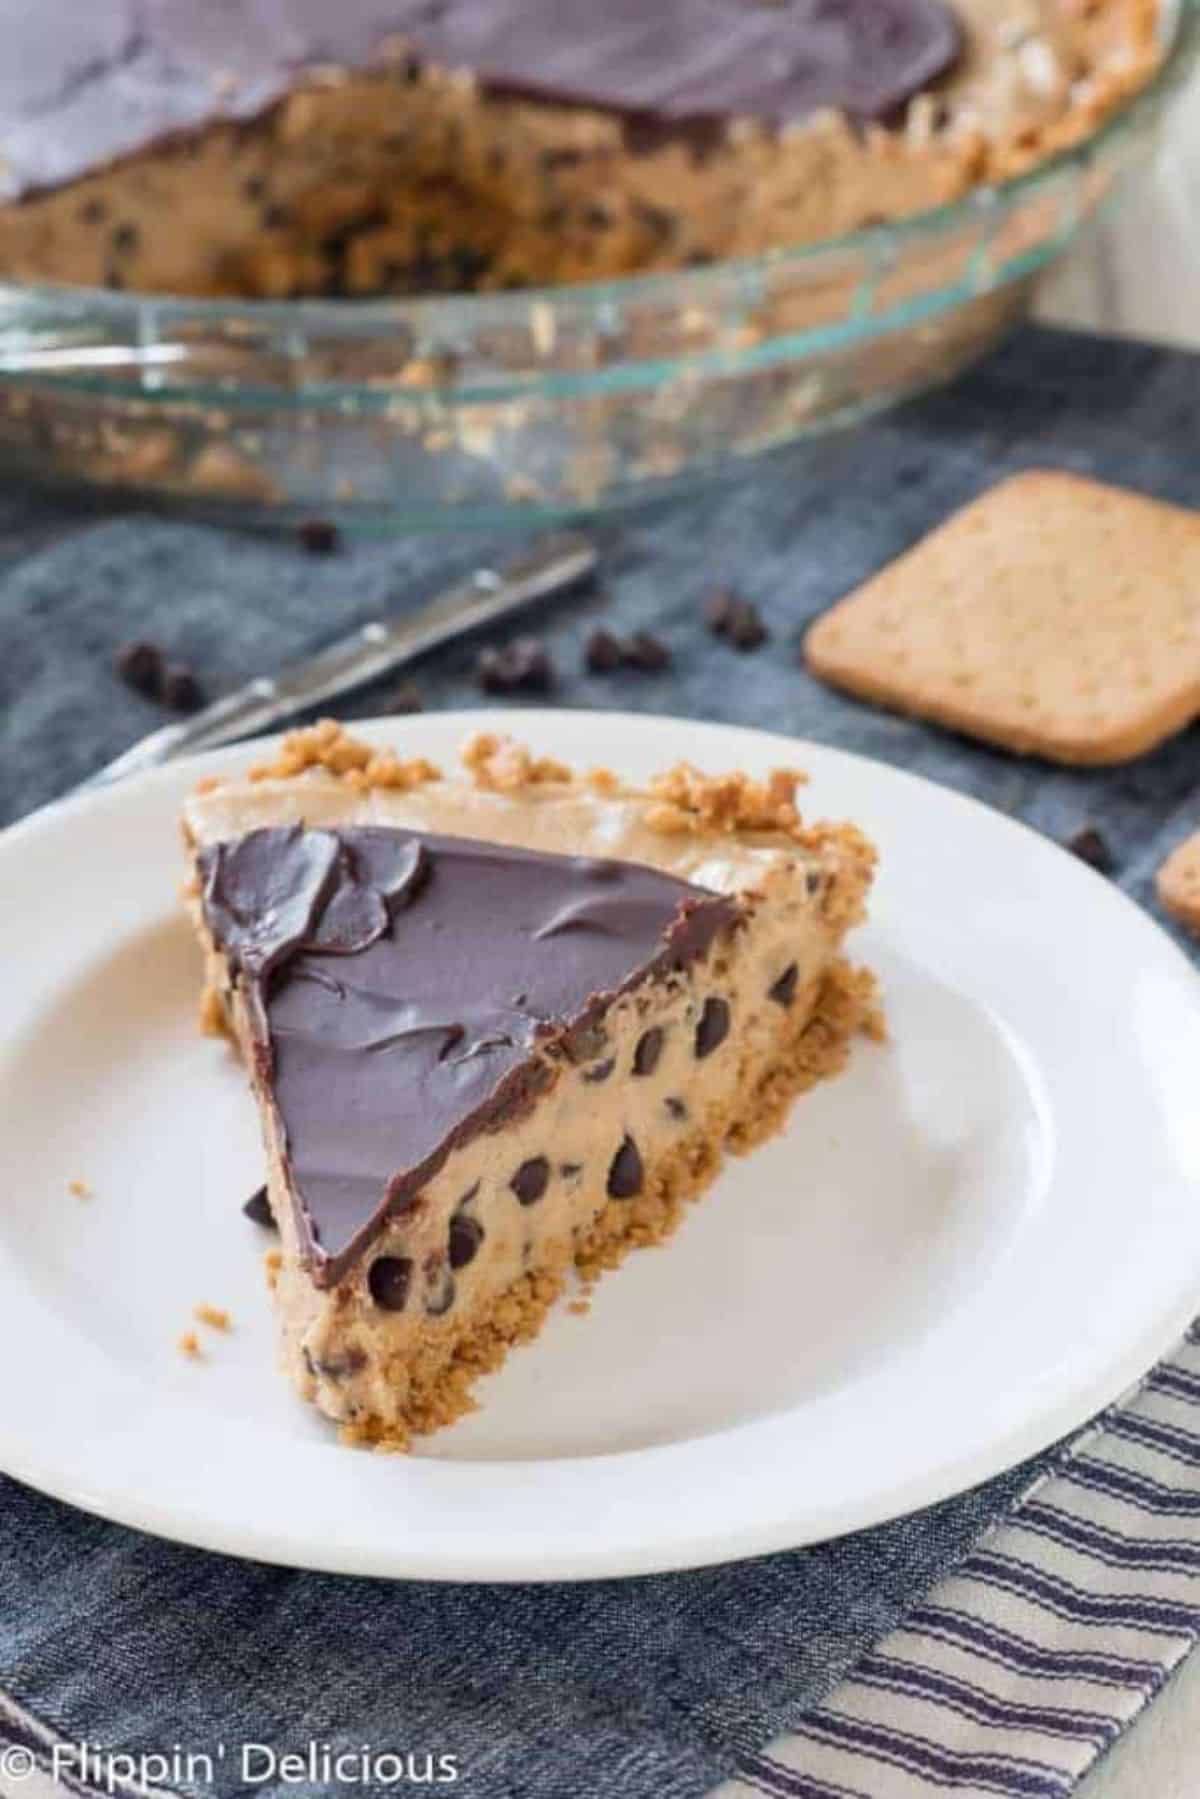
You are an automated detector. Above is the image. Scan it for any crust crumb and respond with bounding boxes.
[178,1331,203,1360]
[645,761,808,837]
[66,1178,92,1200]
[264,1249,283,1291]
[194,1304,232,1332]
[248,719,442,789]
[460,731,571,791]
[198,987,228,1037]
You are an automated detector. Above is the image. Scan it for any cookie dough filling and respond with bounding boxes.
[0,0,1160,298]
[182,726,878,1446]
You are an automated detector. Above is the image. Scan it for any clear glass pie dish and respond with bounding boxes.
[0,0,1195,535]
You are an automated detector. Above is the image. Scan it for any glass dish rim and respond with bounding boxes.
[0,0,1195,338]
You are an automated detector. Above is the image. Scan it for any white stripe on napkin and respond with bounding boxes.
[715,1325,1200,1799]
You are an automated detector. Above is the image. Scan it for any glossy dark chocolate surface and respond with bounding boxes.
[199,824,735,1285]
[0,0,961,198]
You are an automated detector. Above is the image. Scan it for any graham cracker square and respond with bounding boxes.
[804,470,1200,766]
[1157,832,1200,936]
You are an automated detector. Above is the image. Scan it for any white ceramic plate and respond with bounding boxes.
[3,710,1200,1582]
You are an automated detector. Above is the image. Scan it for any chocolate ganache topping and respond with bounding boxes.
[199,824,737,1285]
[0,0,962,199]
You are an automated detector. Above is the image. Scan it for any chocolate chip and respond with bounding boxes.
[477,638,555,695]
[1066,826,1115,875]
[383,680,424,715]
[162,665,204,712]
[424,1259,456,1316]
[449,1214,484,1270]
[582,1056,615,1084]
[368,1255,413,1311]
[298,518,340,555]
[703,587,736,633]
[111,221,140,256]
[560,1161,583,1179]
[114,638,164,698]
[511,1156,550,1205]
[725,600,768,651]
[242,1185,275,1229]
[304,1346,366,1381]
[584,627,624,673]
[704,587,767,649]
[805,869,826,897]
[79,197,108,225]
[607,1135,643,1199]
[665,1096,688,1121]
[633,1026,665,1076]
[263,202,292,229]
[625,631,672,672]
[768,963,799,1009]
[695,996,730,1058]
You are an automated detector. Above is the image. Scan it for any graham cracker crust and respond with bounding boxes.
[343,957,881,1451]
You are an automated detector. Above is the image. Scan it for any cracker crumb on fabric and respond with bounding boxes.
[1157,831,1200,936]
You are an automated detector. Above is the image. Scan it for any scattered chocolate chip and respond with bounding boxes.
[477,637,555,695]
[625,630,672,672]
[162,664,204,712]
[768,963,799,1009]
[695,996,730,1058]
[511,1156,550,1206]
[703,587,736,633]
[560,1161,583,1179]
[298,518,340,555]
[805,869,826,897]
[263,202,292,229]
[111,221,140,256]
[582,1056,615,1084]
[114,638,164,698]
[704,587,767,649]
[725,600,768,651]
[424,1259,456,1316]
[665,1096,688,1121]
[1066,826,1115,875]
[242,1185,275,1229]
[368,1255,413,1312]
[585,627,624,673]
[449,1214,484,1271]
[383,680,424,715]
[79,196,108,225]
[633,1026,665,1076]
[607,1135,644,1200]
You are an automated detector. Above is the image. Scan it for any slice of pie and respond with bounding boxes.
[181,723,879,1447]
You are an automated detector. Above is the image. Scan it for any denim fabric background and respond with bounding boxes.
[1,325,1197,1798]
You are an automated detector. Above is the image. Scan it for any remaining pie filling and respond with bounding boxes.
[182,727,878,1446]
[0,0,1160,298]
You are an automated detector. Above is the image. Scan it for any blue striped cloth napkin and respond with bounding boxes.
[718,1326,1200,1799]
